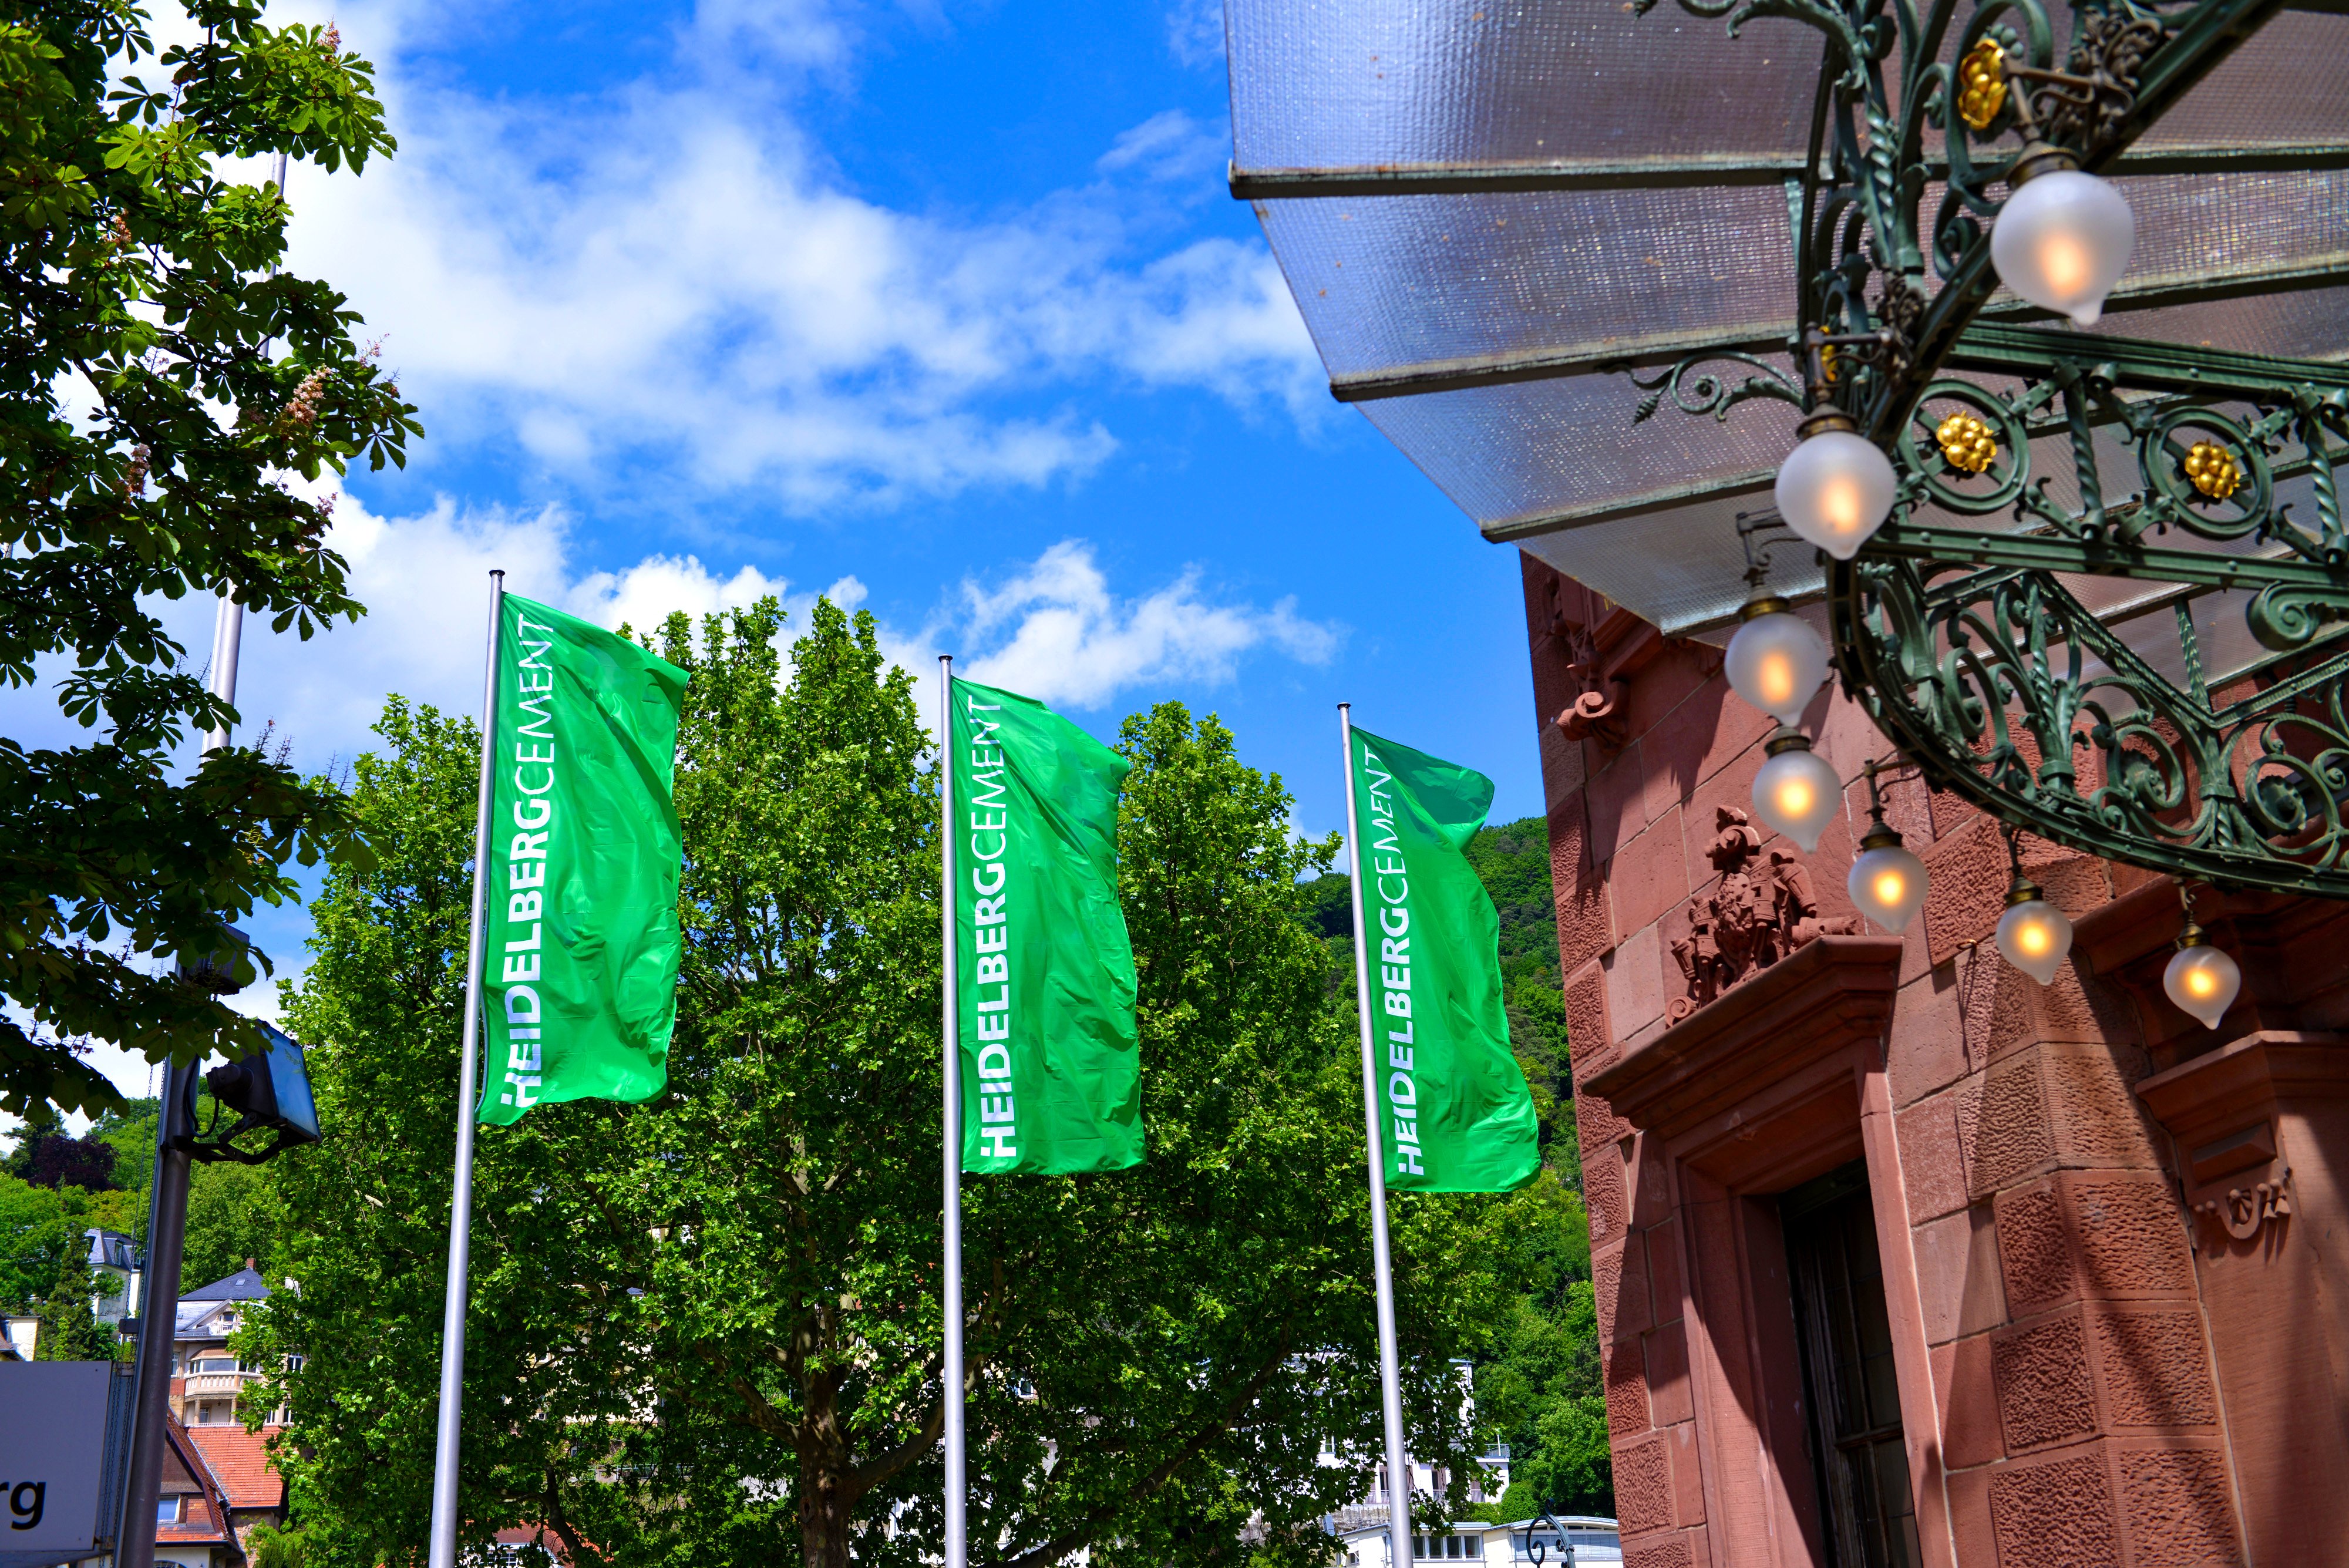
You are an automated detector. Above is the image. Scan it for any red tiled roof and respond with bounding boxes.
[158,1413,237,1550]
[186,1425,287,1510]
[497,1524,577,1563]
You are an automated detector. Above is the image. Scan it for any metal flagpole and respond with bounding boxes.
[1337,704,1415,1568]
[427,570,504,1568]
[940,655,967,1568]
[201,586,244,753]
[117,587,244,1568]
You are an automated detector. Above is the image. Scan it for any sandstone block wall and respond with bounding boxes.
[1520,554,2250,1567]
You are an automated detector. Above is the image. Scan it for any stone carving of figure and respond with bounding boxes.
[1667,805,1860,1022]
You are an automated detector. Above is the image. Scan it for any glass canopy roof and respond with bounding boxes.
[1228,0,2349,653]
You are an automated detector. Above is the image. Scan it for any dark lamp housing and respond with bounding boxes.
[174,923,255,995]
[169,1020,321,1163]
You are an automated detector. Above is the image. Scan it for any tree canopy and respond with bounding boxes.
[1,0,415,1118]
[245,601,1570,1567]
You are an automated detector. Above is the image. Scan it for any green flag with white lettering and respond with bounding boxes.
[950,677,1141,1175]
[1348,725,1537,1193]
[479,594,689,1125]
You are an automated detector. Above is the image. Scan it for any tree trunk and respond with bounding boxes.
[799,1463,854,1568]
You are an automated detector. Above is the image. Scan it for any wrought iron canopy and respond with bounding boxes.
[1228,0,2349,894]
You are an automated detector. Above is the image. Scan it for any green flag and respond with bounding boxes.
[1348,725,1538,1193]
[479,594,689,1126]
[950,677,1141,1175]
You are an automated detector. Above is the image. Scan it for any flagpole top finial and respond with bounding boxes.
[490,568,505,581]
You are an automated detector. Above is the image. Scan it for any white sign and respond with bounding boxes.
[0,1362,116,1566]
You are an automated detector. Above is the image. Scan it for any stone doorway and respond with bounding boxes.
[1781,1162,1921,1568]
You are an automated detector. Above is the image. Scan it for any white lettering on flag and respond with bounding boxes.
[1363,746,1423,1176]
[966,695,1017,1160]
[500,614,560,1109]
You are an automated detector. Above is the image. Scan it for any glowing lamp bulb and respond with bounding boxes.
[1994,894,2074,985]
[1848,832,1929,934]
[1726,604,1830,725]
[2163,941,2241,1032]
[1751,731,1842,852]
[1990,166,2135,328]
[1775,423,1899,559]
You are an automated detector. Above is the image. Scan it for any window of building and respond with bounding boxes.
[157,1497,181,1523]
[1779,1161,1923,1568]
[1412,1534,1479,1559]
[194,1356,237,1373]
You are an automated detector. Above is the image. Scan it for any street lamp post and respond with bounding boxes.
[112,589,317,1568]
[116,587,241,1568]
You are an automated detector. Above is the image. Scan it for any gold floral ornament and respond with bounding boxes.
[1958,38,2008,133]
[2184,440,2242,500]
[1819,343,1841,385]
[1936,411,1998,474]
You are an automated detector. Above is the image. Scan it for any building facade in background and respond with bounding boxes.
[1525,557,2347,1567]
[172,1267,286,1429]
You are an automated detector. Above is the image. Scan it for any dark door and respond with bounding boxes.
[1779,1162,1922,1568]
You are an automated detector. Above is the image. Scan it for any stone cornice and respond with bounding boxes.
[1586,935,1904,1138]
[2135,1029,2349,1146]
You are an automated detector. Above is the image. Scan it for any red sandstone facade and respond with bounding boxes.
[1524,555,2349,1568]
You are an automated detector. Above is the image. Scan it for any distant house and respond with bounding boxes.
[86,1227,144,1327]
[1335,1516,1622,1566]
[156,1266,294,1564]
[1323,1363,1510,1538]
[173,1266,288,1428]
[1326,1448,1513,1537]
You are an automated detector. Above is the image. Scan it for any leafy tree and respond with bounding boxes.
[6,1123,121,1189]
[1459,819,1576,1179]
[90,1095,161,1194]
[181,1156,274,1288]
[1,1153,143,1311]
[0,0,415,1119]
[247,1524,311,1568]
[33,1259,116,1359]
[0,1170,83,1309]
[246,601,1549,1568]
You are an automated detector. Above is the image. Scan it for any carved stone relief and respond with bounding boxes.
[1537,577,1700,753]
[1668,805,1862,1024]
[2190,1169,2293,1244]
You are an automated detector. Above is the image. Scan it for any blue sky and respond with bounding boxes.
[28,0,1547,1107]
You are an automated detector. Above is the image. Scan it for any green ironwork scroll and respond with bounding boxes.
[1827,329,2349,896]
[1616,0,2349,894]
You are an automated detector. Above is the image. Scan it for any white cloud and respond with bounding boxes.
[217,506,1334,766]
[953,540,1340,709]
[570,556,797,640]
[261,0,1317,512]
[1097,110,1225,181]
[1165,0,1227,66]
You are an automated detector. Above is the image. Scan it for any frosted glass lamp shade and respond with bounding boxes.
[1990,169,2135,328]
[1849,840,1929,933]
[1752,737,1842,852]
[2163,943,2241,1031]
[1775,429,1898,559]
[1995,898,2074,985]
[1727,611,1830,725]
